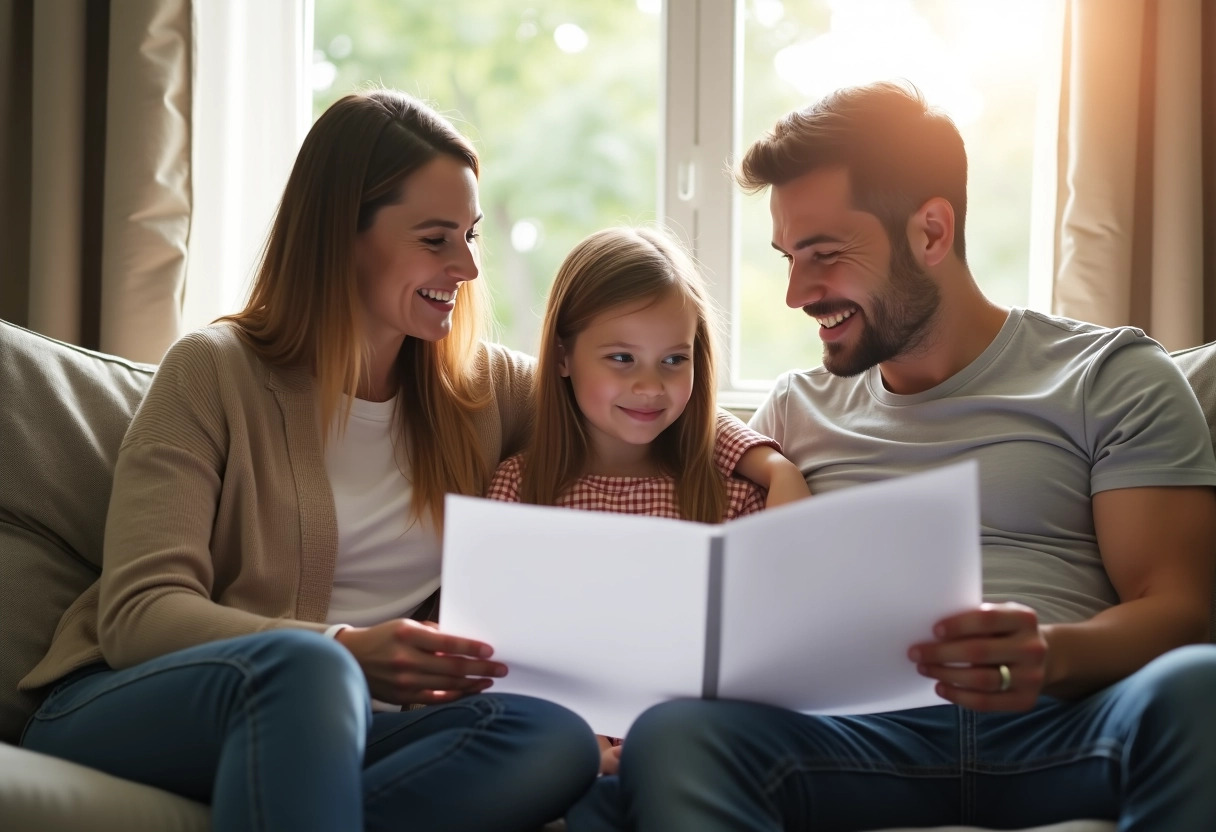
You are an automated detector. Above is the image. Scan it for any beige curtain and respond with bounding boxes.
[1050,0,1216,350]
[0,0,192,363]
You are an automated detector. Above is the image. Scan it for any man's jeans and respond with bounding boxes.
[568,645,1216,832]
[21,629,599,832]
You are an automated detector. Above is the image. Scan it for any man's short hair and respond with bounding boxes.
[736,81,969,260]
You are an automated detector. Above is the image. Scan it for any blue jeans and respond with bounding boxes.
[568,645,1216,832]
[21,630,599,832]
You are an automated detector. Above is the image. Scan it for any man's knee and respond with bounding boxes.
[1135,644,1216,717]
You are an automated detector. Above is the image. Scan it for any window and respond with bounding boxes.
[312,0,1060,406]
[313,1,662,356]
[732,0,1058,386]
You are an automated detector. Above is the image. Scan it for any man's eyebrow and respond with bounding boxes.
[410,213,484,230]
[771,233,845,254]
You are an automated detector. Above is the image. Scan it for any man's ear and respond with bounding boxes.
[907,196,955,267]
[557,342,570,377]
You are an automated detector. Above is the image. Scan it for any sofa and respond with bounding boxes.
[1,317,1213,831]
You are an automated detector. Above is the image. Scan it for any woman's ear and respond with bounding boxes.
[557,342,571,377]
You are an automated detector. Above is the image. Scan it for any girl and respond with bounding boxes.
[487,226,810,771]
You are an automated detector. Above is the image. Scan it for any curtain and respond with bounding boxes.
[0,0,192,363]
[0,0,308,364]
[1048,0,1216,350]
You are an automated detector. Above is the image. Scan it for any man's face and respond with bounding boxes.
[770,167,939,377]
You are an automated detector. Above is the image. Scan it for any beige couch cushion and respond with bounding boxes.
[0,321,154,743]
[0,741,207,831]
[1174,340,1216,449]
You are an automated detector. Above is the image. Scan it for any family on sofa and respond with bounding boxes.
[8,81,1216,832]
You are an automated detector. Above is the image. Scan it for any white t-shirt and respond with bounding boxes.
[324,395,441,627]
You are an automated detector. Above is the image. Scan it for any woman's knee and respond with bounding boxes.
[240,629,368,710]
[628,698,735,751]
[490,694,599,784]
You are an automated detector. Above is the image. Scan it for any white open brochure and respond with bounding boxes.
[440,461,981,738]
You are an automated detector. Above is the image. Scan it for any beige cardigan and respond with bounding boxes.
[21,324,536,690]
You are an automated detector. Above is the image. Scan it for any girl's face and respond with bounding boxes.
[354,155,482,354]
[559,291,699,473]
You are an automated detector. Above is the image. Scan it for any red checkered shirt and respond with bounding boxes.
[486,416,773,520]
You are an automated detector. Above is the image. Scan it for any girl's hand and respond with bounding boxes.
[335,619,507,706]
[597,736,622,775]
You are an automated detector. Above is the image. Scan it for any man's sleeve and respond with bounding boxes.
[747,371,791,445]
[1086,337,1216,494]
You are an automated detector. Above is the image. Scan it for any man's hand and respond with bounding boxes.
[908,602,1047,712]
[336,619,506,706]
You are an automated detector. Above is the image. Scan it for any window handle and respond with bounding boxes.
[677,160,696,201]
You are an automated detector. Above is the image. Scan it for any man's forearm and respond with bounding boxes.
[1042,595,1210,699]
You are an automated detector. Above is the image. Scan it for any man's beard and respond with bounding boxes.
[819,236,940,377]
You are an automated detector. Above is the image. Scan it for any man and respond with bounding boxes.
[568,82,1216,831]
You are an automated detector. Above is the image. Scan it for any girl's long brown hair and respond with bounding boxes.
[519,227,727,523]
[220,90,493,528]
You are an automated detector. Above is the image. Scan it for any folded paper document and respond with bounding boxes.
[441,461,981,738]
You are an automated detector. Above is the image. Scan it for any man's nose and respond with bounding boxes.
[786,265,826,310]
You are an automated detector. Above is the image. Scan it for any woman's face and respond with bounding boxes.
[354,155,482,351]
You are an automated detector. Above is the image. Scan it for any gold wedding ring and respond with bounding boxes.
[998,663,1012,693]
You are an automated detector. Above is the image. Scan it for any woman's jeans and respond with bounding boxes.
[21,630,600,832]
[568,645,1216,832]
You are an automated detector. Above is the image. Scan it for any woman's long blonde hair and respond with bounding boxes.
[221,90,493,527]
[519,227,727,523]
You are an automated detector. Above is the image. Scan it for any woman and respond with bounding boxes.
[18,90,798,831]
[19,90,599,832]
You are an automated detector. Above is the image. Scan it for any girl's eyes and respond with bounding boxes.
[604,353,690,366]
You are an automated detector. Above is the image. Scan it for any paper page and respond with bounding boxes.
[716,461,982,715]
[441,495,715,738]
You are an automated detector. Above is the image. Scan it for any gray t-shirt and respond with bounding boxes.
[750,308,1216,624]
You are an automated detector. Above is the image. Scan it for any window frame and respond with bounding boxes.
[661,0,762,409]
[660,0,1062,410]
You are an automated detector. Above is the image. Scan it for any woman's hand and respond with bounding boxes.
[335,619,507,706]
